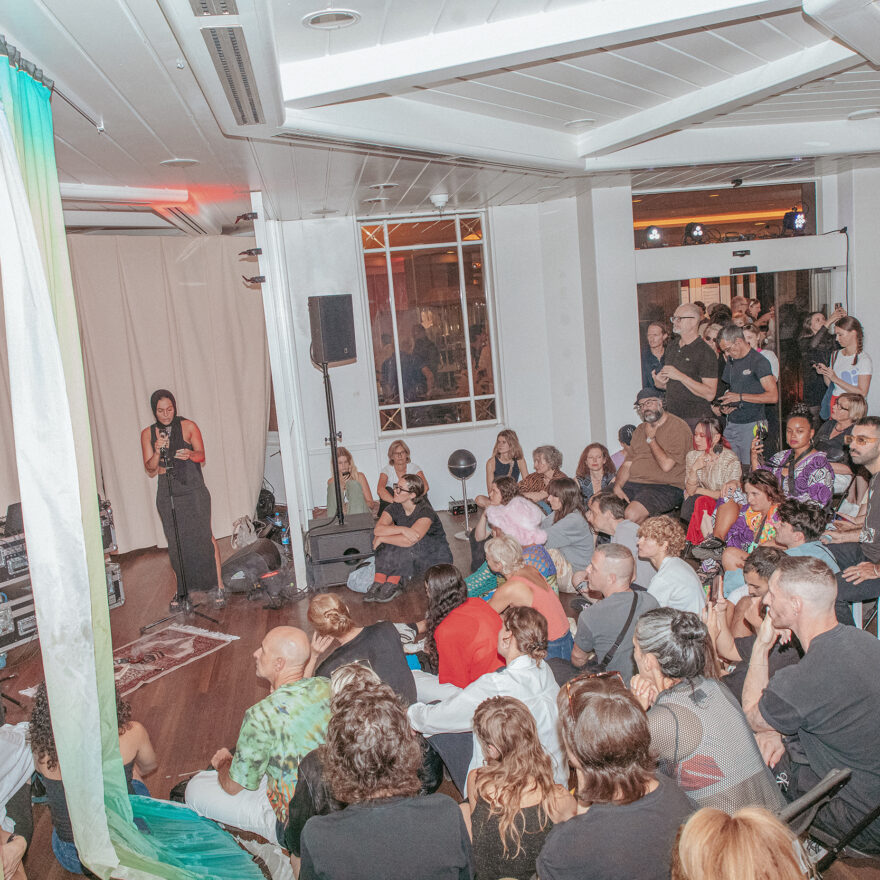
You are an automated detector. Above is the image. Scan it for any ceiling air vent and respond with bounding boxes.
[201,26,264,125]
[189,0,238,15]
[156,207,211,235]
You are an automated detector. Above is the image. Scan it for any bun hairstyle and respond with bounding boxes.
[308,593,354,638]
[634,608,718,681]
[502,605,548,663]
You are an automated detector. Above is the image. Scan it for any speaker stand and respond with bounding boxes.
[454,476,472,541]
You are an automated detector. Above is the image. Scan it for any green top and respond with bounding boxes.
[230,676,332,823]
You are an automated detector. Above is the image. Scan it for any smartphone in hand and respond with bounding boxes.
[708,574,722,604]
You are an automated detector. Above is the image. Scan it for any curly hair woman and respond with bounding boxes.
[464,696,575,880]
[31,682,157,875]
[298,683,473,880]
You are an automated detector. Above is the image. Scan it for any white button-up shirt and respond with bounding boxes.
[408,654,565,792]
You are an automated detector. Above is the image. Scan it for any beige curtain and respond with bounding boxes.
[66,235,270,553]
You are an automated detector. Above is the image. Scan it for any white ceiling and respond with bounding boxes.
[3,0,880,233]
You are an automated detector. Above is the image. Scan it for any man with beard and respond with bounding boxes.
[822,416,880,624]
[613,388,693,523]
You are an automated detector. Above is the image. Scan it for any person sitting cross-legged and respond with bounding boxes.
[185,626,331,844]
[742,556,880,853]
[614,388,693,524]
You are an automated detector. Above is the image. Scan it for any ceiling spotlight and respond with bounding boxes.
[782,208,806,234]
[303,8,361,29]
[683,222,705,245]
[362,196,389,204]
[645,226,663,247]
[160,158,199,168]
[368,182,398,190]
[429,193,449,210]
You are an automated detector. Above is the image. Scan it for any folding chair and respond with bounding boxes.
[775,767,851,837]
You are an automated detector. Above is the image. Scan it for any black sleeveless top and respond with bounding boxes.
[493,456,521,483]
[150,416,205,490]
[471,796,553,880]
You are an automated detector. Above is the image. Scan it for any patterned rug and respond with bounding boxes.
[113,624,239,696]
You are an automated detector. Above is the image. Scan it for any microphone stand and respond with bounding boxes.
[141,435,218,633]
[322,361,345,527]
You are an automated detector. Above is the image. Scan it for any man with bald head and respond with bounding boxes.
[743,557,880,853]
[652,302,719,429]
[185,626,331,842]
[571,544,658,678]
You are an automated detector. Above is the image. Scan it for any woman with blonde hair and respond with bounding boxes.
[325,446,374,518]
[671,806,815,880]
[485,535,572,660]
[476,430,529,509]
[464,696,575,880]
[304,593,415,703]
[376,439,429,514]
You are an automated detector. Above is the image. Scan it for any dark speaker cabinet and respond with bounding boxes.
[306,512,375,587]
[308,294,357,366]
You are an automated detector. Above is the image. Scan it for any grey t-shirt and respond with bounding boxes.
[575,590,659,679]
[612,519,655,589]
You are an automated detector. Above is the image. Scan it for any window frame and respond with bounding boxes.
[358,212,501,437]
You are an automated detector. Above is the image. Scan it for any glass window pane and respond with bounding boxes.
[475,398,496,422]
[460,217,482,241]
[361,225,385,249]
[379,407,402,433]
[405,401,471,428]
[462,244,493,395]
[387,220,457,248]
[392,248,469,402]
[365,253,400,406]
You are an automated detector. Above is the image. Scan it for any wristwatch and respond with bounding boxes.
[646,437,654,444]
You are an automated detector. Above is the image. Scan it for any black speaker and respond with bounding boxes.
[221,538,282,592]
[308,294,356,366]
[307,512,374,587]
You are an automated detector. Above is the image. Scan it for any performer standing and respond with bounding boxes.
[140,389,225,610]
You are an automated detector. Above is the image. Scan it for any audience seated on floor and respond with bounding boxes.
[671,806,815,880]
[304,593,416,704]
[637,516,706,615]
[324,446,374,519]
[298,681,473,880]
[542,477,595,573]
[582,491,655,588]
[481,497,558,589]
[464,696,576,880]
[571,544,658,678]
[813,392,865,499]
[469,474,517,573]
[742,556,880,853]
[409,606,566,794]
[614,388,692,524]
[484,536,573,660]
[32,682,157,875]
[536,672,693,880]
[375,440,429,515]
[630,609,783,813]
[475,429,528,510]
[0,716,33,880]
[185,626,330,844]
[517,445,566,507]
[574,443,616,506]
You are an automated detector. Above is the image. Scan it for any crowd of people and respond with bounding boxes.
[6,298,880,879]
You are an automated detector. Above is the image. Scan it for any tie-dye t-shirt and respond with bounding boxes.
[229,676,331,823]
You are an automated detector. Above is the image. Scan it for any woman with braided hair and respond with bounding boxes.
[630,608,783,813]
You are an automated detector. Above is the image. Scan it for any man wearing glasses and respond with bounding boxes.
[716,323,778,465]
[653,303,719,430]
[823,417,880,624]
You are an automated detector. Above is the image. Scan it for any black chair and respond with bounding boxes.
[776,767,851,837]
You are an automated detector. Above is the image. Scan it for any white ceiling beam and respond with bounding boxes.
[63,210,174,229]
[804,0,880,65]
[578,40,859,158]
[280,0,798,109]
[581,118,880,170]
[59,183,189,204]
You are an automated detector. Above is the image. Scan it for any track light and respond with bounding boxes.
[644,226,663,247]
[683,222,705,245]
[782,208,806,234]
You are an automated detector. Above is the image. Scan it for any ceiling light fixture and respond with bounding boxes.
[848,108,880,121]
[645,226,663,247]
[312,208,339,216]
[160,158,200,168]
[564,118,595,128]
[368,182,398,190]
[429,193,449,210]
[683,222,705,245]
[302,8,361,29]
[363,196,389,203]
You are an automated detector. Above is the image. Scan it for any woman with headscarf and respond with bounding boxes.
[140,389,224,609]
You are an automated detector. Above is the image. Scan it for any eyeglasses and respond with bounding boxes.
[670,315,697,324]
[393,485,412,494]
[844,434,880,447]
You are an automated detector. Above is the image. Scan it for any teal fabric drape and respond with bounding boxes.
[0,48,262,880]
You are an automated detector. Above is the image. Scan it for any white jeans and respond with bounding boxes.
[184,771,278,842]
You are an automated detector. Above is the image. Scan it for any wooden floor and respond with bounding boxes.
[5,517,880,880]
[2,515,470,879]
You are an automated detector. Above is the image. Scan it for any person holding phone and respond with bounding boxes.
[325,447,373,518]
[141,388,224,610]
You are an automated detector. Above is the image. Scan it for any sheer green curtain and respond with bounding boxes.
[0,46,261,880]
